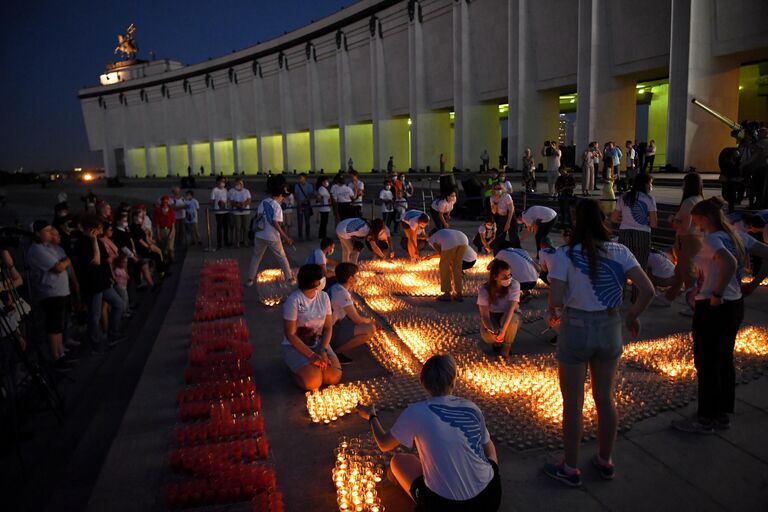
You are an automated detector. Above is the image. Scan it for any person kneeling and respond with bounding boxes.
[477,259,522,358]
[328,263,378,364]
[281,264,341,391]
[355,354,501,512]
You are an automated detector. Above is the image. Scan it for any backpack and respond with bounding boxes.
[248,210,267,240]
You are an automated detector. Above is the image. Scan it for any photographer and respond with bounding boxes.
[541,140,562,197]
[26,221,75,370]
[0,249,23,293]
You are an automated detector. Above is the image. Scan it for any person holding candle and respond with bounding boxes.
[430,189,457,230]
[365,218,396,261]
[519,205,558,256]
[328,262,378,364]
[473,217,497,255]
[305,237,337,277]
[335,217,371,264]
[489,182,519,253]
[477,259,522,358]
[669,197,768,434]
[545,199,654,486]
[401,210,430,260]
[355,354,501,511]
[427,228,469,302]
[282,263,341,391]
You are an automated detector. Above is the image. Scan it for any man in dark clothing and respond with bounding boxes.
[555,167,576,228]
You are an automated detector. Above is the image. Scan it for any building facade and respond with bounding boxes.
[79,0,768,178]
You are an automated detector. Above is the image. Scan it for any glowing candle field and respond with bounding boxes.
[332,436,391,512]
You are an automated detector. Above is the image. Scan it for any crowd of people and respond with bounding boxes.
[237,165,768,510]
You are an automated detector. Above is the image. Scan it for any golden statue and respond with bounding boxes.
[114,23,138,60]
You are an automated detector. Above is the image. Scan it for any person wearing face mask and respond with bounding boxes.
[473,217,497,255]
[393,185,408,235]
[315,176,332,239]
[431,189,457,230]
[401,210,431,260]
[499,173,513,195]
[281,264,341,391]
[210,176,230,249]
[306,237,337,277]
[495,246,541,301]
[490,183,519,252]
[477,259,521,359]
[611,173,657,302]
[668,197,768,434]
[154,196,177,263]
[335,217,371,264]
[327,262,378,364]
[393,173,414,200]
[379,180,395,231]
[245,185,294,287]
[227,179,252,248]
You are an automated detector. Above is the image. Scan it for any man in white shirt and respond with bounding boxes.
[355,355,501,508]
[245,185,294,286]
[428,229,469,302]
[210,176,230,249]
[305,237,337,276]
[349,170,365,218]
[170,186,187,246]
[625,140,637,182]
[327,262,377,364]
[228,178,252,248]
[332,177,355,220]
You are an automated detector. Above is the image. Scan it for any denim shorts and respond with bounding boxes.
[557,308,623,365]
[282,342,336,372]
[330,317,357,350]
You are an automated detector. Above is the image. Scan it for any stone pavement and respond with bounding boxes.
[86,218,768,512]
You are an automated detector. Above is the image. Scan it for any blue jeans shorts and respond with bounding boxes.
[557,307,623,365]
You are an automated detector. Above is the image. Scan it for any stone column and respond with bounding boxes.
[306,44,320,172]
[278,53,292,173]
[205,82,217,174]
[667,0,740,171]
[228,71,241,174]
[336,32,351,170]
[370,19,383,171]
[251,63,265,174]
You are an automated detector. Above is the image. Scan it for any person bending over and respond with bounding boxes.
[400,210,430,260]
[477,259,521,359]
[427,228,469,302]
[355,354,501,512]
[473,217,497,255]
[328,263,378,364]
[495,247,540,301]
[281,264,341,391]
[365,218,396,260]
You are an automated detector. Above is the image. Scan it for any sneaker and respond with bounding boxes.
[543,462,582,487]
[671,415,715,435]
[245,279,255,288]
[436,294,452,302]
[65,338,82,348]
[591,455,615,480]
[548,335,558,346]
[336,353,354,365]
[714,414,731,431]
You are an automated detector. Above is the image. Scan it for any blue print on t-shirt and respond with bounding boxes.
[428,404,486,460]
[629,198,649,226]
[346,218,368,234]
[571,248,625,308]
[718,234,745,281]
[262,200,275,223]
[510,249,535,266]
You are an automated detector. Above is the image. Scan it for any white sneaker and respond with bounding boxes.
[245,279,255,287]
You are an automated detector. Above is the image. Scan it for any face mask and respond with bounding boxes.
[316,277,326,292]
[494,190,502,196]
[385,185,391,191]
[323,182,329,188]
[500,277,513,287]
[500,177,506,182]
[120,221,128,229]
[448,196,456,203]
[236,186,243,191]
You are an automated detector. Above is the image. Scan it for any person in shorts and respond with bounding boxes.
[356,355,501,511]
[281,264,341,391]
[544,199,654,486]
[327,263,377,364]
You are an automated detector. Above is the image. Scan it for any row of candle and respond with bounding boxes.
[333,436,389,512]
[166,259,283,511]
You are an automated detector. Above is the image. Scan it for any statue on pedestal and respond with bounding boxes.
[114,23,138,60]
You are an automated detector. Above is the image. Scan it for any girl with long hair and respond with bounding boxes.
[670,197,768,433]
[611,173,657,301]
[666,173,704,298]
[544,199,654,486]
[477,259,521,358]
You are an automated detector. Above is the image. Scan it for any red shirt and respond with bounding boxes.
[153,206,176,229]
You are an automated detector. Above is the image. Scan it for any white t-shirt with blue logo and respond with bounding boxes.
[427,229,468,251]
[616,192,657,233]
[538,246,558,273]
[402,210,427,231]
[694,231,755,301]
[549,242,640,311]
[255,197,284,242]
[496,248,539,284]
[335,218,370,240]
[305,248,327,267]
[390,395,493,501]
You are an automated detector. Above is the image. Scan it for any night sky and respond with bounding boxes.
[0,0,352,172]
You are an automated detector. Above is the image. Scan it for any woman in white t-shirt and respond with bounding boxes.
[315,176,332,239]
[401,210,430,260]
[365,218,395,260]
[281,264,341,391]
[473,217,497,254]
[327,262,377,363]
[545,199,654,486]
[379,180,395,231]
[477,259,521,358]
[355,355,501,511]
[331,175,354,221]
[427,228,469,302]
[489,183,519,252]
[335,217,370,264]
[611,173,657,301]
[430,189,457,230]
[666,173,703,294]
[669,197,768,434]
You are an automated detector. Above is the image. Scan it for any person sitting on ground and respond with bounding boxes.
[401,210,430,260]
[327,262,377,364]
[281,264,341,391]
[519,205,558,255]
[473,217,497,255]
[336,217,371,264]
[365,218,396,260]
[427,228,469,302]
[430,189,457,230]
[355,354,501,511]
[495,246,540,300]
[246,185,295,287]
[306,237,337,277]
[477,259,522,359]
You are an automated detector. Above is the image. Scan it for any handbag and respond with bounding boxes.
[297,184,314,217]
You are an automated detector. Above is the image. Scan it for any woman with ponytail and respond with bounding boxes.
[670,197,768,434]
[544,199,654,486]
